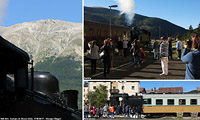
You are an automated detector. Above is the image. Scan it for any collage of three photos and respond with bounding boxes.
[83,0,200,119]
[0,0,200,120]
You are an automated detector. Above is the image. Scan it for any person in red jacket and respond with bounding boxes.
[92,106,96,117]
[140,48,146,63]
[110,106,115,118]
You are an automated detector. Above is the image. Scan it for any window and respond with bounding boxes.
[97,29,101,36]
[191,99,197,105]
[179,99,186,105]
[124,31,126,36]
[104,29,108,36]
[6,74,15,91]
[122,86,124,90]
[144,99,151,104]
[167,99,174,105]
[132,86,135,90]
[156,99,163,105]
[93,86,96,90]
[89,29,93,36]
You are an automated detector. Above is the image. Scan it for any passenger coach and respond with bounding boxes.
[143,94,200,114]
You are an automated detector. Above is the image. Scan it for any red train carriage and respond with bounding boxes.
[84,21,151,52]
[84,21,130,52]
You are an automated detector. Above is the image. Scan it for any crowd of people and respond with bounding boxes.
[87,37,135,78]
[152,32,200,79]
[86,32,200,79]
[87,37,147,78]
[84,103,143,119]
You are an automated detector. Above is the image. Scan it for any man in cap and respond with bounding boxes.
[160,37,169,76]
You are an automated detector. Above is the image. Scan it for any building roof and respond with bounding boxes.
[158,87,183,94]
[197,87,200,91]
[140,88,145,92]
[140,88,146,93]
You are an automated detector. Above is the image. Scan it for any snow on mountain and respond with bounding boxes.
[0,19,82,63]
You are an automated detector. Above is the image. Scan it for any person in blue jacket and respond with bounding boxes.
[181,32,200,79]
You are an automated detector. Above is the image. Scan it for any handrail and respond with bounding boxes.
[25,89,81,117]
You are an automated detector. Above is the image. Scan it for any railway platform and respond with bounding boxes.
[85,52,186,80]
[85,116,200,120]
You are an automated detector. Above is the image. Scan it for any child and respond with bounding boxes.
[140,48,146,63]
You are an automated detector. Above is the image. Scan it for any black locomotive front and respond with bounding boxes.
[0,36,81,119]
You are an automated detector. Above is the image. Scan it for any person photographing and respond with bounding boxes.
[181,32,200,79]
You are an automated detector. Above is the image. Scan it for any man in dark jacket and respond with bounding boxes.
[168,37,173,59]
[100,39,112,78]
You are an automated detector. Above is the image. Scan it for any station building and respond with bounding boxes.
[84,81,140,103]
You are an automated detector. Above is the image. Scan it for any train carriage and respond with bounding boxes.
[84,21,130,52]
[84,21,151,52]
[143,94,200,114]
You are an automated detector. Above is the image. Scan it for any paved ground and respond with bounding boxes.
[90,57,186,80]
[84,53,133,79]
[84,117,200,120]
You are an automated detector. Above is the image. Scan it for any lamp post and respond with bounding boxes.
[109,5,118,39]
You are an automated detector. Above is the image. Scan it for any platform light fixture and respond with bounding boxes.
[109,5,118,39]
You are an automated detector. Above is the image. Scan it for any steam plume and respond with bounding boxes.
[0,0,8,26]
[116,0,135,25]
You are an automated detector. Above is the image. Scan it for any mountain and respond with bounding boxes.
[0,19,82,63]
[0,19,82,109]
[84,6,188,39]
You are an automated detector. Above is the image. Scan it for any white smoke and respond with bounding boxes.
[0,0,8,26]
[116,0,135,25]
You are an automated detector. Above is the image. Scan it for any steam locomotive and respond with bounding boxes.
[110,93,143,108]
[0,36,81,119]
[84,21,151,52]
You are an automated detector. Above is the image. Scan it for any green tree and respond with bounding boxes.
[87,91,96,106]
[197,23,200,34]
[176,33,181,39]
[189,25,194,33]
[87,85,108,107]
[187,25,194,39]
[183,33,187,40]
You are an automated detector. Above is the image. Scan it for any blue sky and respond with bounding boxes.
[84,0,200,29]
[140,81,200,92]
[2,0,82,27]
[84,81,200,92]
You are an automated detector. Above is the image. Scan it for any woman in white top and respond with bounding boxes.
[88,40,99,73]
